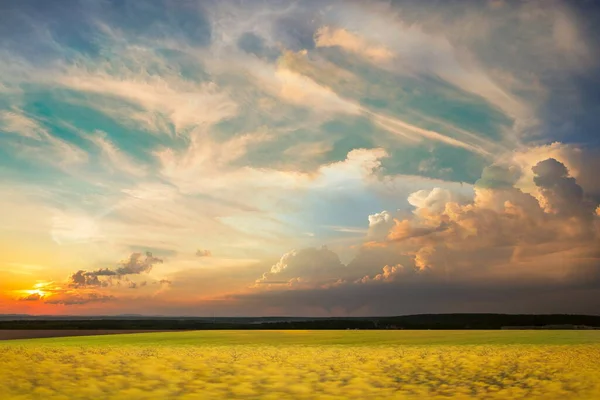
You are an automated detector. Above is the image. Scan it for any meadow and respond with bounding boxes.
[1,330,599,399]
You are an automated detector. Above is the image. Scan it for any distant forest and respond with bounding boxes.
[1,314,600,330]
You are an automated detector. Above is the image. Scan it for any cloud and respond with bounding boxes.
[57,54,238,135]
[115,252,163,275]
[414,246,436,271]
[509,143,600,204]
[367,211,394,241]
[552,5,591,67]
[366,157,599,284]
[67,252,163,288]
[0,109,88,167]
[86,131,147,177]
[324,225,367,235]
[224,276,600,316]
[532,158,592,217]
[0,110,46,139]
[366,111,492,156]
[277,51,495,156]
[67,270,109,288]
[256,246,346,287]
[51,212,103,245]
[407,188,467,214]
[314,26,394,63]
[154,129,293,197]
[196,249,212,257]
[18,293,42,301]
[75,144,472,270]
[265,62,362,115]
[387,219,449,243]
[219,46,493,156]
[230,154,600,315]
[356,263,423,284]
[317,3,535,130]
[13,253,164,307]
[44,292,116,305]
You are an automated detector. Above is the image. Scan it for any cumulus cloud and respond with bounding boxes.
[67,270,109,288]
[241,155,600,315]
[387,219,449,242]
[510,143,600,196]
[356,264,399,283]
[414,247,436,271]
[114,252,163,275]
[532,158,593,217]
[355,262,429,284]
[407,188,467,213]
[256,246,346,287]
[367,211,394,241]
[368,157,599,283]
[67,252,163,288]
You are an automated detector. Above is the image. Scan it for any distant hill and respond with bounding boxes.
[1,313,600,330]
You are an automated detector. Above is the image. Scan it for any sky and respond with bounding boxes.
[1,0,599,317]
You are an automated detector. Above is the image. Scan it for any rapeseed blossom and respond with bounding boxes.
[0,344,598,399]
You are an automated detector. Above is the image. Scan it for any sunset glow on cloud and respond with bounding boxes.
[1,0,599,316]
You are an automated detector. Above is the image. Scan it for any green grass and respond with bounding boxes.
[3,330,600,347]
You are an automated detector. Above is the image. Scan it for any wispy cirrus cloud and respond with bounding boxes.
[314,26,394,62]
[0,109,88,167]
[86,131,147,177]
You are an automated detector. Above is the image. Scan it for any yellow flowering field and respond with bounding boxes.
[1,331,599,399]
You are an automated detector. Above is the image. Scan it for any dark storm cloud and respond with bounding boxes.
[226,275,600,316]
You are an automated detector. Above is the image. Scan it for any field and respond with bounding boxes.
[1,330,599,399]
[0,330,168,341]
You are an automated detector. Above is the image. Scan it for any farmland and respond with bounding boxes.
[1,330,599,399]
